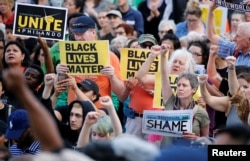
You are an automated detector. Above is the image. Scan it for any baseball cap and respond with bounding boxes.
[138,34,157,45]
[72,16,96,33]
[0,120,7,136]
[5,110,30,139]
[77,79,100,96]
[106,10,122,19]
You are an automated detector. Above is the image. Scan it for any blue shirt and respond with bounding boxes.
[9,141,41,157]
[175,21,188,38]
[117,7,144,36]
[175,21,206,38]
[218,38,250,67]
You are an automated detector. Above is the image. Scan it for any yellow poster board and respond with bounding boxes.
[153,74,201,108]
[200,4,228,35]
[59,40,109,75]
[120,48,161,80]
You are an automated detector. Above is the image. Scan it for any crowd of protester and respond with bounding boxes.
[0,0,250,160]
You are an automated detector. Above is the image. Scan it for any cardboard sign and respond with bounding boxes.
[142,110,193,137]
[13,3,67,40]
[200,4,228,35]
[153,73,202,108]
[59,40,110,75]
[214,0,250,12]
[120,48,160,80]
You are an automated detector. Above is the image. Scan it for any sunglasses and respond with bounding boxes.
[140,43,154,49]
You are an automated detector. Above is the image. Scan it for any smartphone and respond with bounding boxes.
[57,72,66,81]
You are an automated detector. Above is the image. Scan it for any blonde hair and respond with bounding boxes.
[184,0,202,18]
[1,0,14,9]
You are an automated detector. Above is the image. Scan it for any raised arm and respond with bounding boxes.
[159,45,173,104]
[99,96,122,137]
[207,45,222,89]
[207,0,220,45]
[3,68,63,151]
[135,48,160,87]
[77,111,99,147]
[199,74,230,112]
[226,56,239,95]
[38,36,54,73]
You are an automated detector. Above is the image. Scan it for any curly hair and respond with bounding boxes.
[230,73,250,124]
[230,90,250,124]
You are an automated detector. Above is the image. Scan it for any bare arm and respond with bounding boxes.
[160,46,173,104]
[207,45,222,89]
[3,69,63,151]
[226,56,239,95]
[199,75,230,112]
[135,49,160,87]
[200,125,209,137]
[38,37,54,73]
[77,112,99,147]
[119,77,138,102]
[100,96,122,137]
[207,0,220,45]
[206,83,224,97]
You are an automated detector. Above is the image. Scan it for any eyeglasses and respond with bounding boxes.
[187,19,198,23]
[140,43,154,49]
[191,52,202,57]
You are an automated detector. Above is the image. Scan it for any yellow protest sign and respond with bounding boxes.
[59,40,109,75]
[200,4,228,35]
[120,48,160,80]
[153,74,201,108]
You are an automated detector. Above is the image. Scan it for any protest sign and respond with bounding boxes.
[200,4,228,35]
[142,110,193,137]
[153,73,202,108]
[13,3,67,40]
[59,40,109,75]
[120,48,160,80]
[214,0,250,12]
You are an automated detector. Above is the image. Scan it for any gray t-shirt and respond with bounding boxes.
[226,106,243,126]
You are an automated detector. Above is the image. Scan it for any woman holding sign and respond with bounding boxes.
[158,45,210,145]
[136,45,209,145]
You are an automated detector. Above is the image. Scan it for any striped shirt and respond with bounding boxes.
[218,38,250,67]
[9,141,41,157]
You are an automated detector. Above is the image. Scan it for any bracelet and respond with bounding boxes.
[227,67,234,72]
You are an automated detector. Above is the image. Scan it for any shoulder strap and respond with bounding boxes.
[192,105,199,122]
[193,105,199,116]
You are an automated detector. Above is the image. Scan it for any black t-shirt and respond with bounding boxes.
[0,104,16,123]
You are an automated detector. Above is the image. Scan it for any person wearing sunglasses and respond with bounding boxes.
[138,34,158,49]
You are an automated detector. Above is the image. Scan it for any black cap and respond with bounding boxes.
[77,79,100,96]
